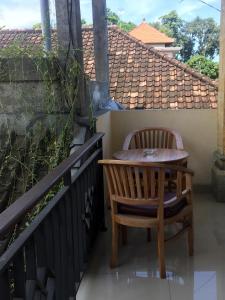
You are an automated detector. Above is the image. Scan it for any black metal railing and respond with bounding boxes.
[0,133,105,300]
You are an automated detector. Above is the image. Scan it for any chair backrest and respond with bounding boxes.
[99,160,167,216]
[98,160,193,218]
[123,127,184,150]
[105,161,164,202]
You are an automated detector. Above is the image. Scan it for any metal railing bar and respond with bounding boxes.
[0,133,104,235]
[0,148,103,272]
[72,148,102,184]
[0,186,68,272]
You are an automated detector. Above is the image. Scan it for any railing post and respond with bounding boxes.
[64,170,82,295]
[0,271,10,300]
[64,171,72,186]
[14,250,26,298]
[64,193,78,295]
[73,178,87,279]
[97,139,107,231]
[52,210,63,300]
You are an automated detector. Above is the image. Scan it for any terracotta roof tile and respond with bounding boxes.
[0,26,218,109]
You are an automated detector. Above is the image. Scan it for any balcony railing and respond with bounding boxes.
[0,132,105,299]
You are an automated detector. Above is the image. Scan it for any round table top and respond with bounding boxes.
[113,148,189,163]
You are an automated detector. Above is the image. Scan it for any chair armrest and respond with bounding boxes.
[171,130,184,150]
[171,166,193,198]
[122,132,134,150]
[166,164,194,176]
[164,189,191,207]
[185,173,193,191]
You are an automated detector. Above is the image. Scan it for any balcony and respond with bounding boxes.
[0,0,224,297]
[0,107,221,300]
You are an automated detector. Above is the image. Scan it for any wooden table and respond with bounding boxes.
[113,148,189,164]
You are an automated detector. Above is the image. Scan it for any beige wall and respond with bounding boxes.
[97,109,217,185]
[96,111,112,159]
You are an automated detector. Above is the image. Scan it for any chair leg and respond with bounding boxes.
[168,180,172,192]
[157,224,166,279]
[121,226,127,245]
[147,228,151,242]
[111,221,119,268]
[188,215,194,256]
[107,194,111,209]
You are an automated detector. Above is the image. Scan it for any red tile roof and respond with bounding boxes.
[83,26,217,109]
[0,27,218,109]
[129,22,174,45]
[0,29,57,49]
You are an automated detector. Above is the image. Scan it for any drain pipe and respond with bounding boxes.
[40,0,52,51]
[92,0,110,109]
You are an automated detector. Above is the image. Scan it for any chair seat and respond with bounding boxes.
[118,192,187,219]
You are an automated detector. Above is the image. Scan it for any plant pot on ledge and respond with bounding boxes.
[212,150,225,202]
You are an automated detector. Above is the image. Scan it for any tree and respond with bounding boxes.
[157,11,194,62]
[107,8,135,32]
[160,10,183,40]
[150,21,172,37]
[178,28,195,62]
[107,8,120,25]
[152,11,194,61]
[187,17,219,59]
[81,19,87,25]
[151,11,219,62]
[33,23,42,30]
[118,21,136,32]
[187,55,219,79]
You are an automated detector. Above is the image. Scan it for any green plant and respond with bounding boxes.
[187,55,219,79]
[106,8,136,32]
[0,42,85,245]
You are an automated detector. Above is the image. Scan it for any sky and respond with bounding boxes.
[0,0,221,29]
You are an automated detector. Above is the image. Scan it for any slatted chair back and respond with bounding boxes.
[99,160,166,212]
[123,127,184,150]
[99,159,193,213]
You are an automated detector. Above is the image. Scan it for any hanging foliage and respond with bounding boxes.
[0,43,87,249]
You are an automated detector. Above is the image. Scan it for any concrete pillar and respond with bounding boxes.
[212,0,225,201]
[92,0,110,109]
[55,0,88,117]
[55,0,82,52]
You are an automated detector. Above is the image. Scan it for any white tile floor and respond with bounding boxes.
[77,193,225,300]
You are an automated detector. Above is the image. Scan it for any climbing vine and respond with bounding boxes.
[0,42,91,249]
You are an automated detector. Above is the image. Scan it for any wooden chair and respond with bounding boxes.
[122,127,186,195]
[123,127,184,151]
[98,159,194,279]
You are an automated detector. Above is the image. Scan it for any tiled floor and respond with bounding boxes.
[77,193,225,300]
